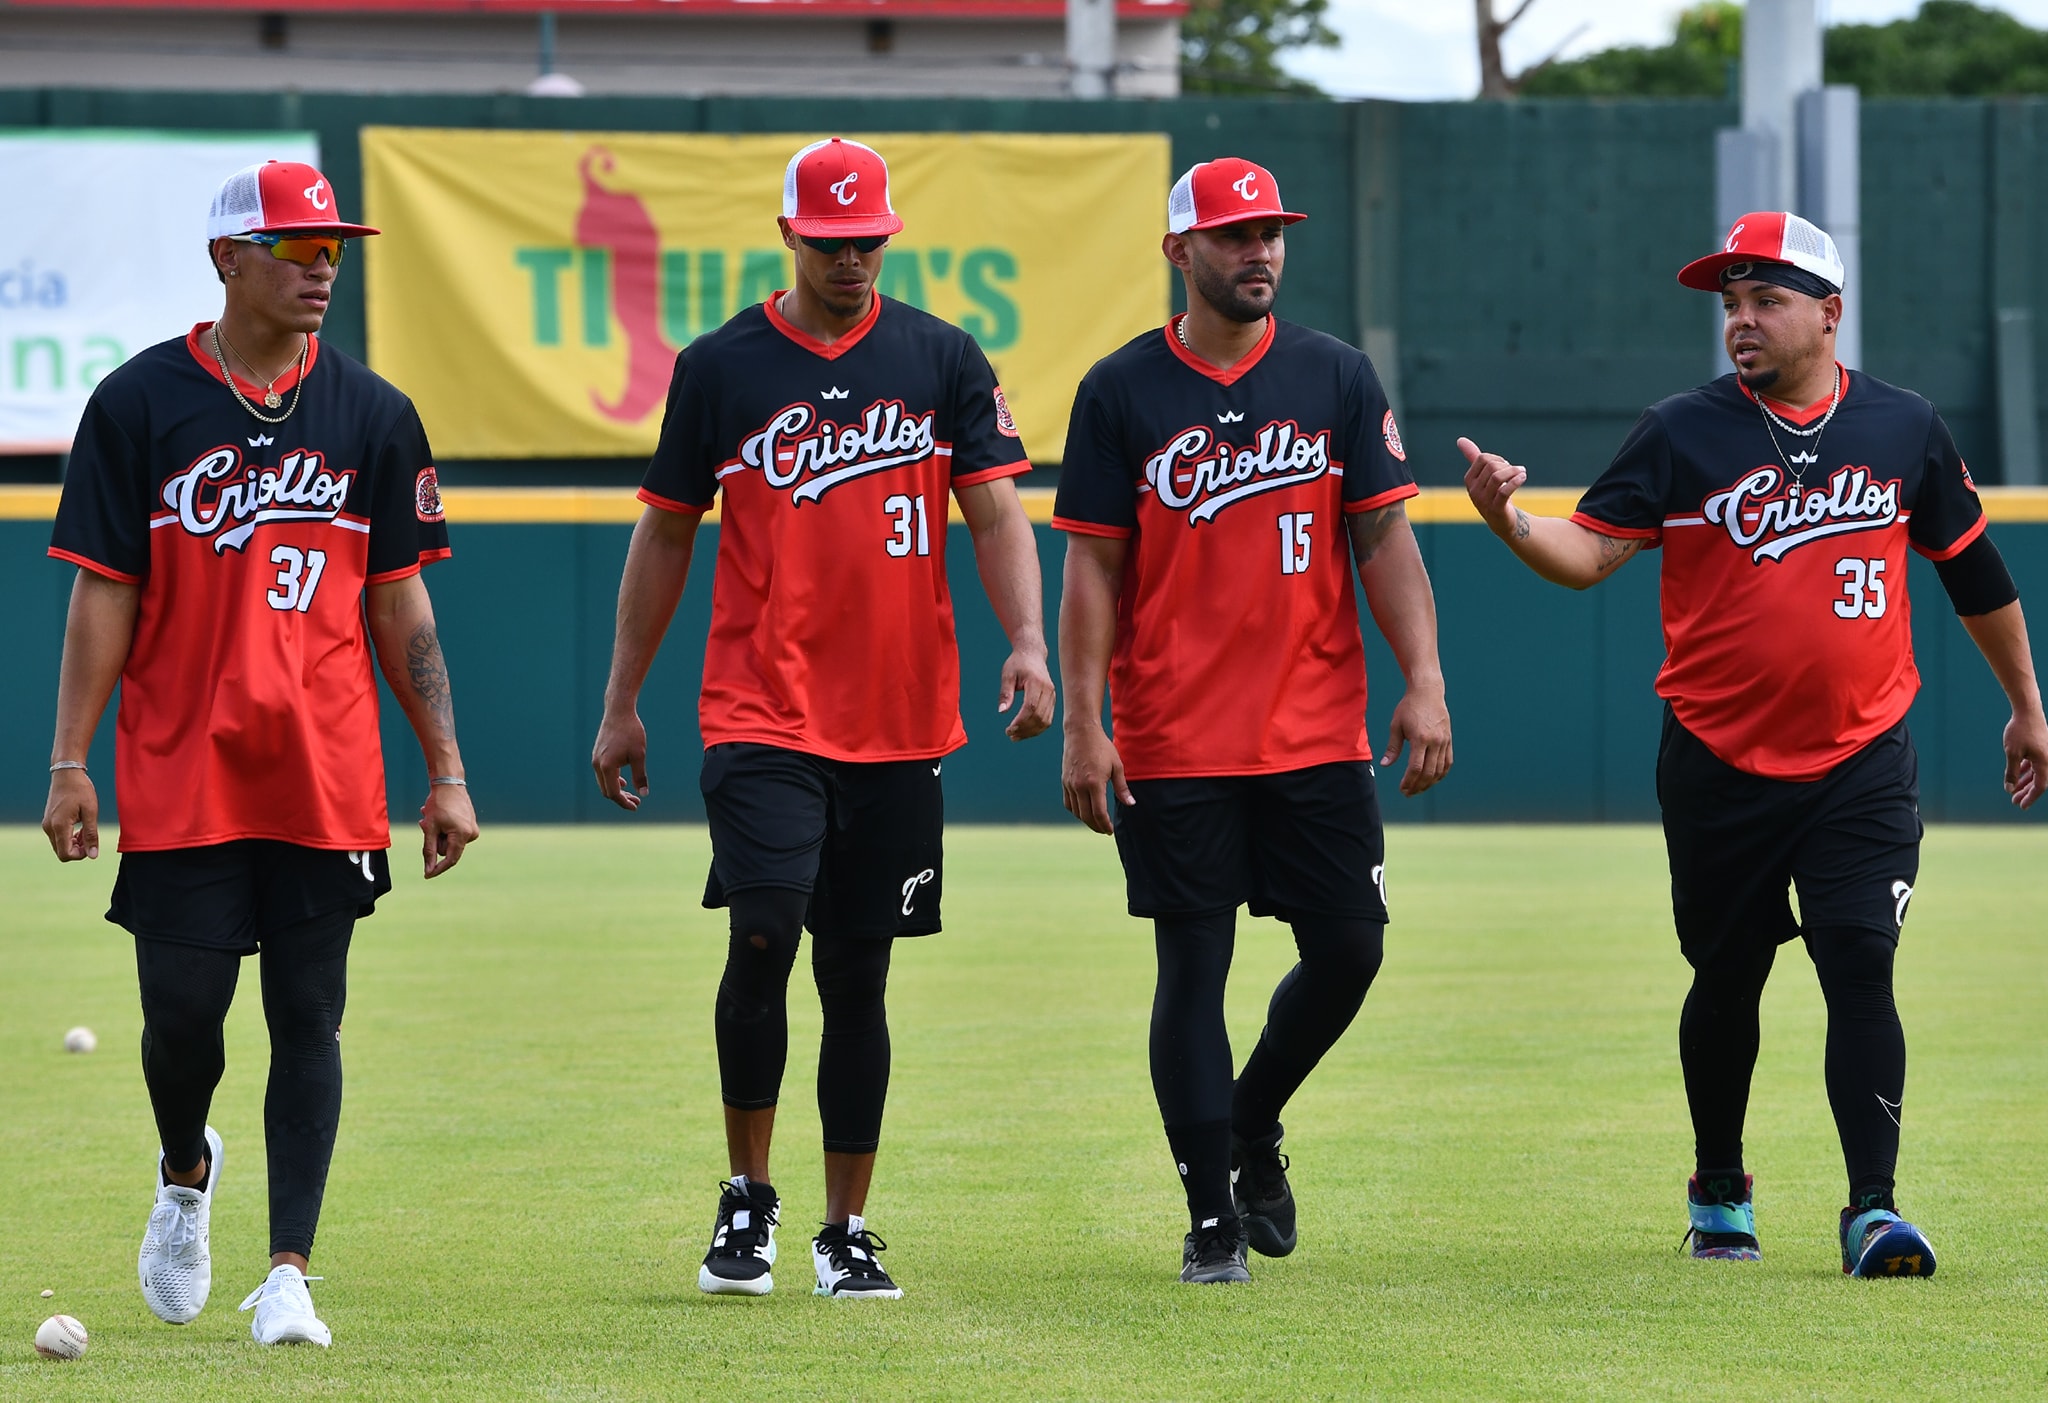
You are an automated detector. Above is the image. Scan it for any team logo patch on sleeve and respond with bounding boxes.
[993,385,1020,438]
[1382,409,1406,462]
[1961,460,1978,493]
[415,466,445,522]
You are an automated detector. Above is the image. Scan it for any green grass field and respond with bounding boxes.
[4,823,2046,1401]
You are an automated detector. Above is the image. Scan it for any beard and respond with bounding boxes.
[1736,365,1782,391]
[1189,254,1277,323]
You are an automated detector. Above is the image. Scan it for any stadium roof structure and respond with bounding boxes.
[11,0,1189,15]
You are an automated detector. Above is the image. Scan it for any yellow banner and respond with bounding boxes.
[361,127,1169,462]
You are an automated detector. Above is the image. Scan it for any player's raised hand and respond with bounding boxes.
[420,781,480,878]
[1062,726,1133,835]
[592,706,651,811]
[999,648,1057,741]
[42,769,100,862]
[2003,710,2048,808]
[1459,437,1529,539]
[1382,683,1453,797]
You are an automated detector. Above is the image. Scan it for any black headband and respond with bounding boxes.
[1718,260,1840,299]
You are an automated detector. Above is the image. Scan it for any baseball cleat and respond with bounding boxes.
[238,1264,331,1346]
[1180,1215,1252,1284]
[813,1215,903,1299]
[1231,1124,1297,1258]
[699,1177,780,1296]
[1840,1206,1936,1278]
[139,1125,223,1323]
[1680,1172,1762,1261]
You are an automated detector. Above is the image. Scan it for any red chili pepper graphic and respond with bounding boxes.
[576,147,675,423]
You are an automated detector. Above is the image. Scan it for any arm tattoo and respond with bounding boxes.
[405,620,456,737]
[1595,533,1639,573]
[1349,505,1403,564]
[1512,507,1532,542]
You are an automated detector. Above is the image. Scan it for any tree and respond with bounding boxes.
[1518,1,1740,98]
[1180,0,1339,96]
[1518,1,2048,100]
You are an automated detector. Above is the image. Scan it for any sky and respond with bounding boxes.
[1280,0,2048,100]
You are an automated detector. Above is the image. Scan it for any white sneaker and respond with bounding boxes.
[812,1215,903,1299]
[138,1125,222,1324]
[239,1264,331,1346]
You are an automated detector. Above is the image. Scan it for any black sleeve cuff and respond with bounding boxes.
[1932,532,2020,617]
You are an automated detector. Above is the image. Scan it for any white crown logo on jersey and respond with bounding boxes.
[1702,464,1900,563]
[1142,420,1333,524]
[733,398,938,504]
[161,445,356,554]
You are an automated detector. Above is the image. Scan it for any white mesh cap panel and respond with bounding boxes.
[783,139,832,218]
[1780,212,1845,288]
[205,163,266,239]
[1167,169,1198,233]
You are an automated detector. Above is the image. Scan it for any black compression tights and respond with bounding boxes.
[1679,925,1905,1205]
[135,919,350,1260]
[1151,911,1385,1223]
[713,889,896,1155]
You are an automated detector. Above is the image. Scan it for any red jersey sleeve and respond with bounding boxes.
[365,402,452,583]
[1050,376,1136,538]
[1340,356,1418,512]
[639,352,719,514]
[49,392,150,583]
[1573,409,1672,543]
[1907,411,1988,561]
[947,338,1031,487]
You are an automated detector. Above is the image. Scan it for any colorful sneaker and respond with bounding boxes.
[139,1125,223,1323]
[813,1216,903,1299]
[239,1264,331,1346]
[1180,1215,1252,1284]
[1840,1206,1936,1278]
[1680,1172,1761,1261]
[698,1177,779,1296]
[1231,1125,1297,1258]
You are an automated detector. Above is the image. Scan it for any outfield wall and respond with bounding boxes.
[7,487,2045,828]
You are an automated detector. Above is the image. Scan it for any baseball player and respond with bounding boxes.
[1461,212,2048,1275]
[591,137,1055,1300]
[1056,158,1453,1284]
[42,160,478,1344]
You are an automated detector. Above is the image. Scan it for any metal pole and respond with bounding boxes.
[1797,86,1861,370]
[1066,0,1114,99]
[538,11,557,78]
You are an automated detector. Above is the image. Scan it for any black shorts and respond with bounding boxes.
[700,742,945,938]
[1112,761,1389,922]
[1657,707,1922,973]
[109,840,390,956]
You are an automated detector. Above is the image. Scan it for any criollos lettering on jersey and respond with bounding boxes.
[1144,419,1333,524]
[159,444,358,555]
[1702,464,1901,563]
[736,397,938,505]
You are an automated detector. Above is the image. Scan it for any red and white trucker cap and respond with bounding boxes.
[1677,211,1843,292]
[782,138,903,239]
[1167,158,1305,234]
[205,160,378,240]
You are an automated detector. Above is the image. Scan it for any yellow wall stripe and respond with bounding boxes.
[13,482,2048,525]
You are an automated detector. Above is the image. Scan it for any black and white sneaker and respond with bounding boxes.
[812,1215,903,1299]
[1232,1124,1298,1258]
[698,1178,779,1296]
[1180,1215,1252,1284]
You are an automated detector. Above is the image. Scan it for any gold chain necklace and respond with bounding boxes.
[210,325,307,424]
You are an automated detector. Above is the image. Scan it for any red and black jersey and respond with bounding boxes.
[640,294,1029,762]
[1575,367,1986,780]
[1052,315,1417,779]
[49,325,450,852]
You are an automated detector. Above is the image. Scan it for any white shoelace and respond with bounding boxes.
[239,1272,325,1314]
[148,1196,202,1256]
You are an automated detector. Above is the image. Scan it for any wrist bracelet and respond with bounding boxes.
[430,776,468,788]
[49,761,88,774]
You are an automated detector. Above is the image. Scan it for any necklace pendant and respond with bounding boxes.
[263,390,283,409]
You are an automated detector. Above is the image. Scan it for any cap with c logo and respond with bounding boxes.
[1167,157,1306,234]
[782,138,904,239]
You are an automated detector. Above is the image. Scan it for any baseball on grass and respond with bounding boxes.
[63,1027,96,1054]
[34,1315,87,1361]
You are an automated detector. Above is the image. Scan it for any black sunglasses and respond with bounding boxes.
[801,235,890,255]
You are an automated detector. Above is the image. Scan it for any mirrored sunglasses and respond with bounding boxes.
[232,232,347,268]
[800,235,890,255]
